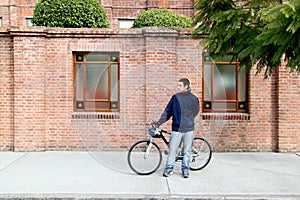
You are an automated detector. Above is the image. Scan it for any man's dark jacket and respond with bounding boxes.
[158,90,199,132]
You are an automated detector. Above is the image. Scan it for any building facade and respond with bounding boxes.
[0,0,299,152]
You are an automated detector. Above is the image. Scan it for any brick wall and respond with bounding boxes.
[104,0,194,27]
[0,0,10,27]
[0,0,194,28]
[1,26,299,152]
[0,30,14,151]
[12,29,46,151]
[0,0,38,27]
[1,0,299,153]
[278,67,300,152]
[17,0,38,26]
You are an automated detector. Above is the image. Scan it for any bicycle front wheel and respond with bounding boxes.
[127,140,162,175]
[190,137,212,171]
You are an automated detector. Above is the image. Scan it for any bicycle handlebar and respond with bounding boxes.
[148,120,169,137]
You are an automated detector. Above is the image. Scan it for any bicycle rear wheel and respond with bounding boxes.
[127,140,162,175]
[190,137,212,171]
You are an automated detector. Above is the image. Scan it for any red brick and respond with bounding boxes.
[0,1,299,152]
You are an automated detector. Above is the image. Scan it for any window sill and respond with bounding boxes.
[202,113,250,120]
[72,112,120,120]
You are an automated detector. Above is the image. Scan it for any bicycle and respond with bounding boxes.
[127,121,212,175]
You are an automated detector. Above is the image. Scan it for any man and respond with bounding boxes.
[156,78,200,178]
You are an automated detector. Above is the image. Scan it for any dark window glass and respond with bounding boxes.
[74,52,120,112]
[203,53,248,112]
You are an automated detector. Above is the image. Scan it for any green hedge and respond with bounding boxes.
[132,9,192,28]
[32,0,110,28]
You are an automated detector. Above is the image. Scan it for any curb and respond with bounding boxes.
[1,194,300,200]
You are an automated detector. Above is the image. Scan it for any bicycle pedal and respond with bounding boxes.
[164,150,168,155]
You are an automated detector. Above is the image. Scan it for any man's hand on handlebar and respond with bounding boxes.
[151,120,160,128]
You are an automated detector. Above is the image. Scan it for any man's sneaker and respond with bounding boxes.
[182,170,189,178]
[163,169,173,177]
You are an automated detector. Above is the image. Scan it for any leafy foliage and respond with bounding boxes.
[192,0,299,78]
[132,9,193,28]
[241,0,300,77]
[32,0,110,28]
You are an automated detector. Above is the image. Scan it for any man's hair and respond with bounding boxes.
[179,78,190,89]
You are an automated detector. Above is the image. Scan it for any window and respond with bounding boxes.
[118,19,134,28]
[74,52,120,112]
[26,18,33,26]
[203,52,248,112]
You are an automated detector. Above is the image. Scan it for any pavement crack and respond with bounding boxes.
[0,152,28,174]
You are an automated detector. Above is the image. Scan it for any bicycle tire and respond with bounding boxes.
[190,137,212,171]
[127,140,162,175]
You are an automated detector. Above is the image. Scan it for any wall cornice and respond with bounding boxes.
[9,26,47,37]
[5,26,195,38]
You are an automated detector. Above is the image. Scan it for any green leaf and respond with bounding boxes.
[132,9,192,28]
[32,0,110,28]
[192,0,300,78]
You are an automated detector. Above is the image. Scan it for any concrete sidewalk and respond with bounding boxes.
[0,151,299,200]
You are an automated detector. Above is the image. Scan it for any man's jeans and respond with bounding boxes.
[165,130,194,171]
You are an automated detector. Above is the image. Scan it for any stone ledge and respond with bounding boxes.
[72,112,120,120]
[5,26,196,38]
[202,113,250,120]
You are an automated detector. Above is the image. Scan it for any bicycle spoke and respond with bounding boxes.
[190,138,212,171]
[128,140,162,175]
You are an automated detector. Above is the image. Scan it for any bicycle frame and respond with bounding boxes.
[152,129,169,145]
[127,123,212,175]
[151,128,201,161]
